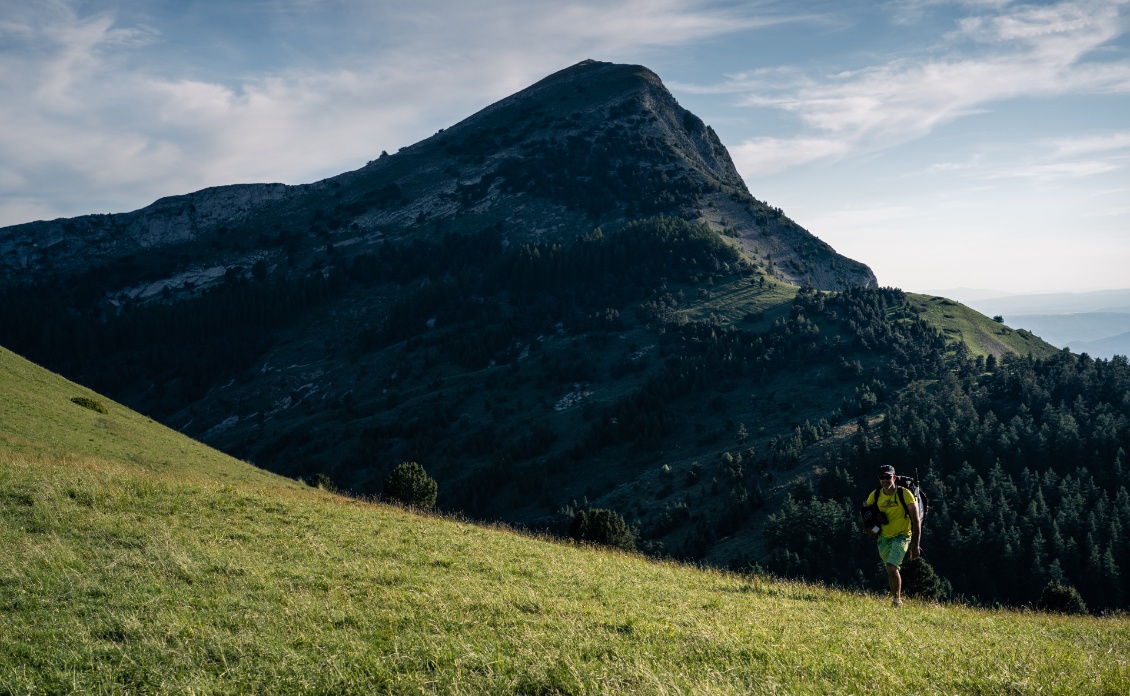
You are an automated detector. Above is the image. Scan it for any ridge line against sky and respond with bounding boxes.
[1,0,1127,293]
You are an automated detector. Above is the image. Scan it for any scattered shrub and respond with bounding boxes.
[70,396,108,414]
[308,473,337,492]
[1037,581,1088,615]
[384,461,438,509]
[569,508,636,552]
[901,558,949,602]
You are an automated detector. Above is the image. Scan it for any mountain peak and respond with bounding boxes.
[0,60,876,292]
[529,59,663,90]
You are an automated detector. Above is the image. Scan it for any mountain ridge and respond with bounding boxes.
[0,59,875,293]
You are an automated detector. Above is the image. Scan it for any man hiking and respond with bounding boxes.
[864,465,922,607]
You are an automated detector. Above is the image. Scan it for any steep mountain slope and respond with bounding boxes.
[0,248,1058,573]
[0,60,874,293]
[3,346,1127,693]
[0,345,292,487]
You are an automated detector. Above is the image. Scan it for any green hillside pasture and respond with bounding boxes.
[681,275,797,327]
[2,449,1128,694]
[0,346,299,490]
[909,293,1059,360]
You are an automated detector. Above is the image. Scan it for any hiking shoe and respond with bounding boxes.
[893,597,903,608]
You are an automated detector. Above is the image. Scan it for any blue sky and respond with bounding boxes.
[2,0,1128,293]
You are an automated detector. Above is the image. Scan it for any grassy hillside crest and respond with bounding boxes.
[908,293,1052,358]
[2,346,1128,693]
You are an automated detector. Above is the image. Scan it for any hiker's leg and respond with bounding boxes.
[886,563,901,597]
[879,535,910,600]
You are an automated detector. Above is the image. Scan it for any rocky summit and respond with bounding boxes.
[0,60,874,295]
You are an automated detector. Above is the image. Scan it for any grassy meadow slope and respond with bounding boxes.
[909,293,1058,359]
[0,350,304,492]
[3,345,1128,694]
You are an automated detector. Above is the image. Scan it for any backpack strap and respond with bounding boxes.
[874,486,911,518]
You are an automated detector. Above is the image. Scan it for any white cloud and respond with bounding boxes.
[988,159,1121,179]
[727,0,1130,178]
[1050,132,1130,156]
[955,0,1112,44]
[922,130,1130,182]
[922,156,984,173]
[730,136,851,175]
[0,0,774,226]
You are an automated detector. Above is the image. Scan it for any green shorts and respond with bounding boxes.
[877,534,911,568]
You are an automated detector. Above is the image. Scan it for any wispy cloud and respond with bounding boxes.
[0,0,772,226]
[729,136,851,175]
[988,159,1122,180]
[1049,132,1130,156]
[727,0,1130,175]
[921,131,1130,182]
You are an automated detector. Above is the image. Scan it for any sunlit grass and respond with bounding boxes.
[908,293,1059,359]
[3,447,1129,694]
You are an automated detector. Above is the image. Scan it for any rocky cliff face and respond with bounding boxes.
[322,60,876,290]
[0,59,875,294]
[0,184,301,282]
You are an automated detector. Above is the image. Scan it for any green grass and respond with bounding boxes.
[680,275,798,327]
[0,346,299,490]
[3,346,1129,694]
[909,293,1060,360]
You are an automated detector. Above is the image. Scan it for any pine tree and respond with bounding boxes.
[1037,581,1088,615]
[568,508,636,552]
[384,461,438,509]
[901,558,948,601]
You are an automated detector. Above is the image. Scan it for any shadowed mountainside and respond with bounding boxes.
[0,60,875,293]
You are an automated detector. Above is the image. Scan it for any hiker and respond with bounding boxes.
[863,465,922,607]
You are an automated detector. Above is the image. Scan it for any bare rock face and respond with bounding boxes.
[126,184,296,247]
[0,60,876,291]
[0,184,297,281]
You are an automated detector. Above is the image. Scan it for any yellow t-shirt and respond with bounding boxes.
[865,487,917,538]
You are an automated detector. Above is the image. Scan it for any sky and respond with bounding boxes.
[2,0,1128,294]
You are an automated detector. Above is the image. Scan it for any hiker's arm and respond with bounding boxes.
[908,503,922,557]
[862,494,879,537]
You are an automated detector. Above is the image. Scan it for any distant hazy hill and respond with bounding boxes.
[957,288,1130,315]
[937,289,1130,359]
[1064,329,1130,359]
